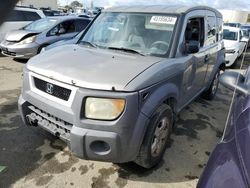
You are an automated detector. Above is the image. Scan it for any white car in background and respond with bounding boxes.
[223,26,247,67]
[0,6,45,42]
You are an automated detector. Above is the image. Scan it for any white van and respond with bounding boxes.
[0,6,45,42]
[223,26,247,67]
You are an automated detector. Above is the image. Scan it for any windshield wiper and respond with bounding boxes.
[79,41,97,48]
[108,46,145,56]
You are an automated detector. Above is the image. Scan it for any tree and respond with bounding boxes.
[70,1,83,8]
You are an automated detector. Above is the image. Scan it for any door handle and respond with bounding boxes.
[205,55,209,63]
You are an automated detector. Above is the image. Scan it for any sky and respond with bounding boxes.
[58,0,250,11]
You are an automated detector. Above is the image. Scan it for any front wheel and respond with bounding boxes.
[202,70,220,100]
[135,104,173,168]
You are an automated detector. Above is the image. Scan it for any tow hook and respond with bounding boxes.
[55,132,60,138]
[26,114,38,127]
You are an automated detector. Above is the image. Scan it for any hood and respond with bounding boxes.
[27,44,162,91]
[5,30,39,42]
[224,40,239,49]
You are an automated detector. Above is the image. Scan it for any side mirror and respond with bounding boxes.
[186,40,200,54]
[219,71,249,96]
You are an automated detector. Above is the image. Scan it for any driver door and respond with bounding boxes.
[180,11,208,106]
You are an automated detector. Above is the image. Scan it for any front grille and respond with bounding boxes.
[26,105,73,141]
[33,77,71,101]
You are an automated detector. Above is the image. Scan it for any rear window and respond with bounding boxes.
[23,11,41,21]
[6,10,41,22]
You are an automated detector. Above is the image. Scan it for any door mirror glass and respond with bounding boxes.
[219,71,249,95]
[186,40,200,54]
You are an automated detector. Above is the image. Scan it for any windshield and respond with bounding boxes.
[23,18,58,32]
[80,12,177,56]
[223,29,238,41]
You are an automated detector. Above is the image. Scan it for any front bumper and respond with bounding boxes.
[18,71,149,163]
[225,52,238,67]
[0,41,39,59]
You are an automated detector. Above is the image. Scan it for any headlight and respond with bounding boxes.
[85,97,125,120]
[18,35,36,45]
[225,49,236,54]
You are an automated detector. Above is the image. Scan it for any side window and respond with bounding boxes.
[206,16,216,45]
[48,20,76,36]
[184,17,205,47]
[217,18,223,41]
[23,11,41,21]
[75,20,90,32]
[61,20,76,33]
[6,10,26,21]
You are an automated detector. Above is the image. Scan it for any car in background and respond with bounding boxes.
[0,6,45,42]
[198,67,250,188]
[241,26,250,48]
[41,29,85,52]
[223,22,241,28]
[241,24,250,32]
[0,17,91,59]
[40,8,65,17]
[223,26,247,67]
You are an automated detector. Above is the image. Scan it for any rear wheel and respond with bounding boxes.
[202,70,220,100]
[135,104,173,168]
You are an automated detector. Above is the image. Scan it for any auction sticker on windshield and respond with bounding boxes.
[150,16,177,25]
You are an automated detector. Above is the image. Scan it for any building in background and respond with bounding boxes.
[17,0,58,10]
[220,10,250,23]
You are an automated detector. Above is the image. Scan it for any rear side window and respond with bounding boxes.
[217,18,223,41]
[75,20,91,32]
[6,10,41,22]
[6,10,25,21]
[23,11,41,21]
[206,16,216,44]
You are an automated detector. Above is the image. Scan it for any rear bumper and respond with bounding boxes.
[18,71,149,163]
[0,42,39,59]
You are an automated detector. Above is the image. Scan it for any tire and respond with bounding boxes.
[202,70,220,100]
[135,104,173,168]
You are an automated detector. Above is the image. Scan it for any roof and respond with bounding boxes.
[104,5,222,18]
